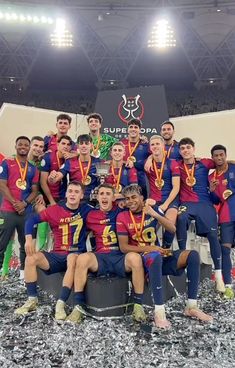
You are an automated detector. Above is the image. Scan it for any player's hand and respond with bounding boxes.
[209,179,219,192]
[14,200,26,213]
[145,198,156,207]
[47,130,55,137]
[125,159,134,168]
[63,151,77,160]
[25,239,36,256]
[48,170,58,184]
[143,203,156,217]
[144,155,153,173]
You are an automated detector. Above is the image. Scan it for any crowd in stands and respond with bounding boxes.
[1,86,235,117]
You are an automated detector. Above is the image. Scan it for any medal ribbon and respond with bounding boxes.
[128,139,139,159]
[213,163,228,180]
[111,165,122,191]
[15,158,28,183]
[184,161,195,183]
[93,135,101,156]
[56,152,63,169]
[129,210,145,243]
[164,142,174,158]
[153,154,166,183]
[79,158,91,183]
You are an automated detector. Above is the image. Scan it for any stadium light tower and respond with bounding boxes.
[148,18,176,49]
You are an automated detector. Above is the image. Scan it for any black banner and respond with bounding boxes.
[95,85,169,138]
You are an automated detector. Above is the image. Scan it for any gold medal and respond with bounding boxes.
[155,178,165,189]
[128,156,136,163]
[116,184,122,193]
[222,189,233,200]
[16,179,27,190]
[84,175,91,185]
[186,177,196,187]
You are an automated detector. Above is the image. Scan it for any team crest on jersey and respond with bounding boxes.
[41,159,46,167]
[118,94,144,124]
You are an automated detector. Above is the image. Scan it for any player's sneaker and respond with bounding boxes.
[154,309,171,329]
[224,287,235,299]
[215,279,226,293]
[14,297,38,316]
[55,300,67,321]
[185,307,213,322]
[132,304,146,322]
[66,306,85,323]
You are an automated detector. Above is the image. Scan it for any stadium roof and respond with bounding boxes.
[1,0,235,90]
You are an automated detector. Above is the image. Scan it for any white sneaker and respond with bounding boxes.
[15,297,38,315]
[55,300,67,321]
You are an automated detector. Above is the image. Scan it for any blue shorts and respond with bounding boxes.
[162,250,185,276]
[157,195,179,210]
[220,222,235,245]
[95,252,127,278]
[141,250,184,276]
[178,202,218,237]
[42,252,68,275]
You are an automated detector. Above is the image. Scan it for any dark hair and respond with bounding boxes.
[58,135,73,145]
[211,144,227,156]
[77,134,92,144]
[15,136,30,144]
[56,113,72,124]
[97,183,115,194]
[87,113,103,125]
[67,180,85,193]
[122,184,143,197]
[161,120,175,130]
[31,136,44,143]
[127,118,142,128]
[179,137,195,148]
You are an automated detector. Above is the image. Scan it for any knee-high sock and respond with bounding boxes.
[186,250,200,300]
[163,231,175,248]
[38,222,49,250]
[26,282,38,297]
[221,245,232,285]
[1,240,14,276]
[176,216,188,250]
[59,286,72,303]
[148,254,163,305]
[207,231,221,270]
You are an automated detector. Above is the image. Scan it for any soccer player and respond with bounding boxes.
[146,135,180,248]
[64,183,146,323]
[105,142,138,195]
[121,118,149,198]
[160,121,181,160]
[14,181,93,316]
[176,137,225,293]
[117,184,212,328]
[44,113,77,153]
[0,136,39,278]
[49,134,100,202]
[40,135,72,205]
[209,144,235,299]
[87,113,117,159]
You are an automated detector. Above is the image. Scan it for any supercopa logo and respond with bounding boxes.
[118,94,144,124]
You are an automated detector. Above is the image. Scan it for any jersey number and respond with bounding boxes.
[59,218,83,246]
[102,225,117,246]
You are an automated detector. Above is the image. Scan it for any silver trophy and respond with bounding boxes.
[90,162,111,201]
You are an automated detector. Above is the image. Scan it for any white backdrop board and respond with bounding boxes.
[0,103,89,156]
[171,109,235,159]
